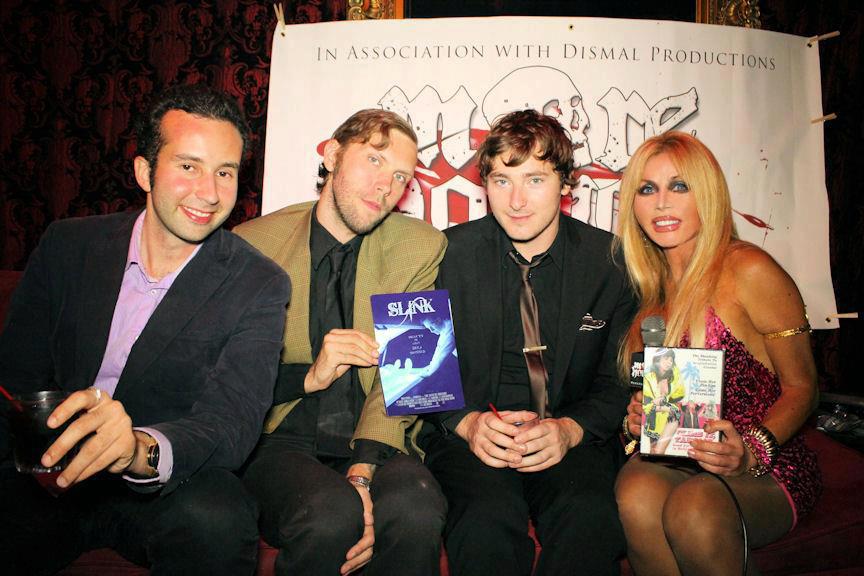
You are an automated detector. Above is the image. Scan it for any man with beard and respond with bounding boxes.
[235,109,447,576]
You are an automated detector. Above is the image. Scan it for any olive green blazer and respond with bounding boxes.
[234,201,446,454]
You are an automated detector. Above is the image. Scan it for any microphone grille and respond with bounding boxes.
[641,315,666,333]
[641,315,666,347]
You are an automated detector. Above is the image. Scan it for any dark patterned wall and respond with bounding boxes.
[0,0,343,270]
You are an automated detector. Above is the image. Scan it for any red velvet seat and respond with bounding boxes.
[749,427,864,575]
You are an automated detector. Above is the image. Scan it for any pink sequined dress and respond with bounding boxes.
[682,308,822,523]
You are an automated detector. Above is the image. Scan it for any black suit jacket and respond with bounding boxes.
[422,214,636,444]
[0,211,290,492]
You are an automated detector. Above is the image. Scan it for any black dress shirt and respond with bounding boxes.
[272,210,396,465]
[497,223,562,412]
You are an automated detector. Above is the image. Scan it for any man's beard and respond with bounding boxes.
[331,174,387,237]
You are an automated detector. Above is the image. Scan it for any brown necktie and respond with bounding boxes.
[509,250,550,419]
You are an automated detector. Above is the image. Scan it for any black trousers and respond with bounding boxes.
[424,434,625,576]
[242,439,447,576]
[0,464,259,576]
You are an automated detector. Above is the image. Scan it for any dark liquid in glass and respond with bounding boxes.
[9,391,72,474]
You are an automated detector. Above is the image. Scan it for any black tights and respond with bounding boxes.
[615,456,793,576]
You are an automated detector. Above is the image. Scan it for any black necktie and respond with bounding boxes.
[323,246,349,331]
[508,250,550,419]
[317,244,353,455]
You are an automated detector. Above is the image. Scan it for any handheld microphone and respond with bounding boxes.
[630,316,666,388]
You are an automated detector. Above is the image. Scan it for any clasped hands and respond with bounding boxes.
[458,410,583,473]
[626,391,753,476]
[42,387,146,488]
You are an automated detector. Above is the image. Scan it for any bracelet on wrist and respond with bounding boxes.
[742,425,779,477]
[622,415,639,455]
[622,415,638,442]
[347,475,372,491]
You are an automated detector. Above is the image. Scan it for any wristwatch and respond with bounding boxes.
[146,439,160,471]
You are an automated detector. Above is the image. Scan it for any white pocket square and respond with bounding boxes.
[579,313,606,331]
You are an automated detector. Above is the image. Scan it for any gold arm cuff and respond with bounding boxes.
[763,323,811,340]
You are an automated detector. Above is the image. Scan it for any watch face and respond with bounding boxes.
[148,442,160,469]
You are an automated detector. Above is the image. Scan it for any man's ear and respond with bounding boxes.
[133,156,152,192]
[322,139,341,172]
[560,183,573,198]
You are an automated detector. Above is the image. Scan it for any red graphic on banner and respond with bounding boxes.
[733,209,774,230]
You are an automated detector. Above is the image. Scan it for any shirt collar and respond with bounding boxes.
[498,213,564,271]
[310,206,364,270]
[126,211,146,270]
[127,210,203,284]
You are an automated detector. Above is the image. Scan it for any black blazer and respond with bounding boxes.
[0,211,290,492]
[422,214,636,444]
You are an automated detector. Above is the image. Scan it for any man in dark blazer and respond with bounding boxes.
[420,109,636,576]
[0,85,290,575]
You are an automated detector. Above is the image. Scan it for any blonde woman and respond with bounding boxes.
[614,132,821,575]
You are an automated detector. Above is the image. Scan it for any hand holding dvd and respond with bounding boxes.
[639,346,724,457]
[686,419,750,476]
[307,329,379,393]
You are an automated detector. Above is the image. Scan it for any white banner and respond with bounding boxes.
[264,17,837,328]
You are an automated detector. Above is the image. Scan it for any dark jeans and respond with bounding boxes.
[0,464,259,576]
[242,439,447,576]
[424,434,625,576]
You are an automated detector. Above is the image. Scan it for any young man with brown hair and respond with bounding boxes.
[420,109,636,576]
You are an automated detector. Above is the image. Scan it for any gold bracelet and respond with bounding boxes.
[622,415,639,455]
[622,415,637,442]
[743,425,779,477]
[763,322,811,340]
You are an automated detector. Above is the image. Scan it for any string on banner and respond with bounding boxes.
[273,3,286,36]
[807,31,840,47]
[811,113,837,124]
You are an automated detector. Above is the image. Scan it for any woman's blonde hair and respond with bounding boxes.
[614,132,737,375]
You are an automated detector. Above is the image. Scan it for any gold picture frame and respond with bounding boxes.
[347,0,403,20]
[698,0,762,28]
[348,0,760,28]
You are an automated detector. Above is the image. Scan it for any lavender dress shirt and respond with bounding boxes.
[92,211,201,484]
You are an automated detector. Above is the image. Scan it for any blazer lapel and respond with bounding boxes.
[274,209,314,365]
[75,213,137,389]
[354,226,387,394]
[550,217,586,408]
[475,220,504,400]
[114,229,232,398]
